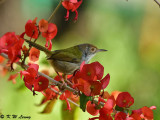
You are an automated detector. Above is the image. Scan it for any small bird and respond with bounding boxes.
[24,39,107,75]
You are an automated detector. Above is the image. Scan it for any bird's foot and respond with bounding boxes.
[59,82,67,91]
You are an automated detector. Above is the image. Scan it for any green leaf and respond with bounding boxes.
[80,93,92,112]
[61,101,77,120]
[115,105,124,111]
[41,98,57,113]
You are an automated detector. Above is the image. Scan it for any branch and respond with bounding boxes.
[0,53,105,107]
[48,0,62,23]
[22,1,62,67]
[154,0,160,7]
[49,86,79,107]
[0,53,78,94]
[0,53,78,107]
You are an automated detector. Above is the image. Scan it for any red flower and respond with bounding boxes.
[150,106,156,110]
[39,19,48,33]
[141,106,154,119]
[0,32,24,69]
[103,96,115,113]
[20,64,39,91]
[29,47,40,62]
[59,89,78,110]
[42,86,59,104]
[116,92,134,108]
[101,73,110,90]
[20,63,39,83]
[74,62,109,87]
[34,76,49,91]
[129,113,141,120]
[60,90,71,100]
[25,18,38,39]
[7,38,24,68]
[75,78,102,96]
[101,91,110,99]
[73,62,110,96]
[20,64,49,92]
[0,32,18,51]
[115,112,127,120]
[91,62,104,80]
[131,106,156,120]
[8,73,18,84]
[60,90,72,110]
[111,91,121,100]
[62,0,82,21]
[76,62,104,82]
[132,108,142,115]
[99,96,115,120]
[79,63,97,81]
[22,45,29,55]
[41,23,57,41]
[86,101,99,116]
[89,81,102,96]
[54,75,62,81]
[20,64,36,88]
[42,23,57,50]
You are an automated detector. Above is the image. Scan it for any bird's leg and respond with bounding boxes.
[55,71,66,89]
[56,71,63,81]
[62,74,67,86]
[55,72,73,89]
[73,69,79,76]
[63,74,73,86]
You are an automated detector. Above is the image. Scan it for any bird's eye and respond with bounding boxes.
[90,47,96,53]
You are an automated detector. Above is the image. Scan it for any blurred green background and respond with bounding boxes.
[0,0,159,119]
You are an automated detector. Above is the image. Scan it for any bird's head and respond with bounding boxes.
[78,43,107,63]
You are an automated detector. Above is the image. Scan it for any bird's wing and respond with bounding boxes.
[47,48,82,63]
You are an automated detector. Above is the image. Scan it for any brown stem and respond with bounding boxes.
[48,86,79,107]
[154,0,160,7]
[0,53,105,107]
[21,31,41,66]
[48,0,62,23]
[22,0,62,65]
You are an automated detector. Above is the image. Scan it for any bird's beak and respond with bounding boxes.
[97,49,108,52]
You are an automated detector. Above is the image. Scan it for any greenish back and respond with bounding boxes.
[47,46,82,63]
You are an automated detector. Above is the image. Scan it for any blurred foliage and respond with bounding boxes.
[0,0,160,119]
[41,99,57,114]
[61,101,77,120]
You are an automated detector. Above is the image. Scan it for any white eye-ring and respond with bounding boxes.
[90,47,97,53]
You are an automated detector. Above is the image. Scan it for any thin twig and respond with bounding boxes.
[21,32,41,66]
[38,72,78,94]
[49,86,80,107]
[22,0,62,65]
[1,52,78,107]
[48,0,62,23]
[154,0,160,7]
[67,99,80,107]
[0,53,78,94]
[0,53,105,107]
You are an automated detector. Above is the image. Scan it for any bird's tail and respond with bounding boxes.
[24,39,52,55]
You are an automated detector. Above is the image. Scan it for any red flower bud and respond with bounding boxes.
[25,18,38,39]
[86,101,99,116]
[29,47,40,62]
[39,19,48,33]
[116,92,134,108]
